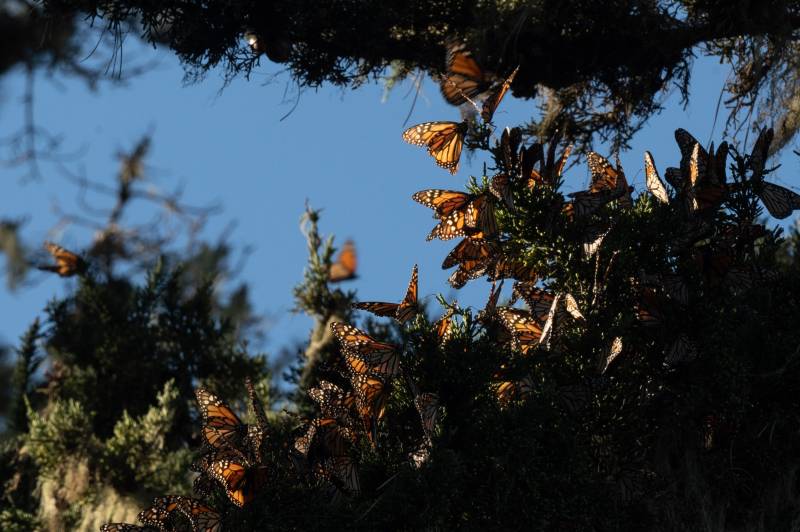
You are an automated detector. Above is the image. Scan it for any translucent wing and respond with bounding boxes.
[481,66,519,123]
[497,307,543,355]
[195,388,246,451]
[402,121,467,174]
[644,151,669,203]
[760,182,800,219]
[412,189,472,217]
[440,40,493,105]
[597,336,623,374]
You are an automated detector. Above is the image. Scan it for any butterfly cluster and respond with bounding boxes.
[402,41,519,175]
[100,381,269,530]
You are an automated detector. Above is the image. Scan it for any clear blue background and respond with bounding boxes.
[1,39,798,358]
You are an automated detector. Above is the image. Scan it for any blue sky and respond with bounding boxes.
[0,39,798,360]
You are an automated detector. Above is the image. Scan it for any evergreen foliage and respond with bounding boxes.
[4,116,797,530]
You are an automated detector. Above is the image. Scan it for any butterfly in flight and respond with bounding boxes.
[439,39,496,106]
[328,240,357,282]
[403,121,468,175]
[757,181,800,219]
[38,241,87,277]
[480,66,519,123]
[352,264,419,323]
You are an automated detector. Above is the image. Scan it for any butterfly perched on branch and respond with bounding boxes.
[587,152,633,208]
[328,240,357,282]
[194,387,266,462]
[330,322,401,379]
[670,129,729,213]
[413,190,497,240]
[402,121,468,174]
[352,264,419,323]
[38,241,87,277]
[207,448,269,507]
[497,307,544,355]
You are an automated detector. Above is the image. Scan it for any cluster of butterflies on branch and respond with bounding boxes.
[100,381,269,531]
[88,40,799,530]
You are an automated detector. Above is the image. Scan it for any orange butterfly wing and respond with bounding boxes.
[402,121,467,175]
[328,240,357,282]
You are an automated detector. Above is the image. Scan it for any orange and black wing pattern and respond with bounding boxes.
[353,264,418,323]
[412,189,472,218]
[208,450,269,507]
[39,241,86,277]
[328,240,357,282]
[439,40,494,105]
[481,66,519,123]
[402,121,468,175]
[497,307,543,355]
[195,388,246,452]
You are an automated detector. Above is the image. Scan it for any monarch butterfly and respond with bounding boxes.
[302,417,361,495]
[413,392,441,441]
[597,336,623,374]
[328,240,357,282]
[39,241,87,277]
[686,142,727,212]
[524,139,571,189]
[195,388,248,453]
[587,152,632,207]
[476,280,504,324]
[447,261,489,288]
[350,372,389,441]
[176,498,222,532]
[433,304,457,343]
[137,495,183,528]
[489,173,515,209]
[494,375,534,406]
[511,283,555,320]
[352,264,418,323]
[330,322,401,377]
[487,256,538,283]
[564,188,625,219]
[308,380,352,420]
[402,121,468,174]
[208,449,269,507]
[439,40,495,106]
[643,151,669,204]
[497,307,544,355]
[749,127,773,176]
[427,201,492,241]
[758,181,800,219]
[412,189,472,218]
[245,378,268,456]
[582,224,609,259]
[500,127,523,171]
[481,65,519,123]
[441,237,499,270]
[674,130,728,212]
